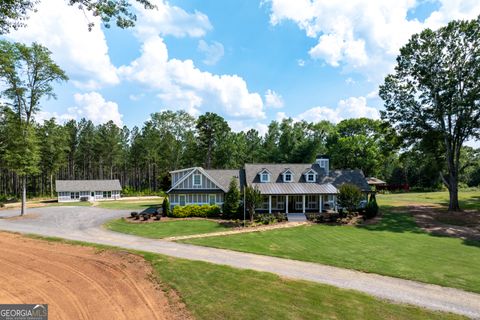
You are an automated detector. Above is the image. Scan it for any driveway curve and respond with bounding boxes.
[0,206,479,318]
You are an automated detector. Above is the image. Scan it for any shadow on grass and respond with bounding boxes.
[439,196,480,211]
[359,205,424,233]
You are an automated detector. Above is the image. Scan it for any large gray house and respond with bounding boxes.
[167,156,370,213]
[56,180,122,202]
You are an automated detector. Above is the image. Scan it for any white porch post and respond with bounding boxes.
[333,195,337,211]
[268,195,272,214]
[319,195,323,212]
[302,194,306,214]
[285,195,289,214]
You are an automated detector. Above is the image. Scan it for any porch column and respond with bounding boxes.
[319,195,323,212]
[333,195,337,212]
[285,195,289,214]
[268,195,272,214]
[302,194,306,214]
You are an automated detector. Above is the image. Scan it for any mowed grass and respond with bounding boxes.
[182,192,480,293]
[377,190,480,210]
[95,199,163,210]
[24,233,465,320]
[105,218,229,239]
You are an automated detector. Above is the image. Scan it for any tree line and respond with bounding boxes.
[1,108,479,200]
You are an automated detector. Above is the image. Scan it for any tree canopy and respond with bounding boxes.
[380,16,480,211]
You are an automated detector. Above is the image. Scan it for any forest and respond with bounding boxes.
[1,108,479,199]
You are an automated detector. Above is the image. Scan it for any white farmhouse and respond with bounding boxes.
[55,180,121,202]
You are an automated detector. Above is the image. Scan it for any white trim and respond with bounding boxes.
[167,167,228,193]
[258,169,271,183]
[281,169,294,183]
[193,173,202,187]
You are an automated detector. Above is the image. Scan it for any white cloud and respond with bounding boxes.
[266,0,480,81]
[133,0,212,40]
[229,120,269,136]
[264,89,284,108]
[35,111,76,124]
[198,40,225,65]
[295,96,379,123]
[276,111,288,122]
[70,92,123,126]
[345,77,356,85]
[119,36,265,119]
[297,59,306,67]
[6,0,119,89]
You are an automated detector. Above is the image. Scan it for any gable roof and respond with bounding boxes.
[167,167,241,193]
[245,163,324,184]
[55,180,121,192]
[321,169,371,191]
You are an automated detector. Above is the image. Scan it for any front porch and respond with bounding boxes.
[258,194,338,214]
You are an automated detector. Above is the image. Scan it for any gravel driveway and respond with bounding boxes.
[0,206,479,318]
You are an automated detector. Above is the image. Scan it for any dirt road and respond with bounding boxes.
[0,232,189,320]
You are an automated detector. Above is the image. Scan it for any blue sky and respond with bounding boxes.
[3,0,480,145]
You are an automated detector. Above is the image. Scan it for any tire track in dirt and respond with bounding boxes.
[0,232,190,320]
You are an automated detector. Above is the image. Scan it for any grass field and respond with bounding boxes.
[377,190,480,210]
[95,199,162,210]
[26,234,464,320]
[182,191,480,293]
[106,218,229,239]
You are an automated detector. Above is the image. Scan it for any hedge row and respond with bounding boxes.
[170,204,221,218]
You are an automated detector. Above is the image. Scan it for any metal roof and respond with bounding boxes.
[252,182,338,195]
[55,180,121,192]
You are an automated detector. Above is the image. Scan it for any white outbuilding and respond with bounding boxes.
[55,180,121,202]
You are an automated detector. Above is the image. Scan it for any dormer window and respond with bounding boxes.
[303,169,317,183]
[307,173,315,182]
[281,169,294,183]
[259,169,271,182]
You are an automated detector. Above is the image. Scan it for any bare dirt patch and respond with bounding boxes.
[0,232,191,320]
[408,205,480,241]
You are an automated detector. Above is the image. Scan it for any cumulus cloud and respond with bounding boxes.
[266,0,480,80]
[119,36,265,119]
[295,96,379,123]
[6,0,119,89]
[198,40,225,65]
[229,120,269,136]
[70,92,123,126]
[264,89,284,108]
[133,0,212,40]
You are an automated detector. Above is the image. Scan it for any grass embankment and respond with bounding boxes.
[25,234,465,320]
[106,218,229,239]
[182,191,480,293]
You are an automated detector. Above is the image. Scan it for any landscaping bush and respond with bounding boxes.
[162,197,170,217]
[223,178,241,219]
[337,183,362,215]
[273,212,287,222]
[255,213,277,225]
[171,204,221,218]
[364,194,379,219]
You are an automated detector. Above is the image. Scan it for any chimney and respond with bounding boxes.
[315,154,330,175]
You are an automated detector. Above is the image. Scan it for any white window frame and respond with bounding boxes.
[260,172,270,183]
[209,194,216,205]
[284,173,292,182]
[307,173,315,182]
[193,174,202,186]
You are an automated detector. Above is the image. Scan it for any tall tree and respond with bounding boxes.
[0,40,67,215]
[196,112,230,169]
[380,17,480,211]
[38,118,69,197]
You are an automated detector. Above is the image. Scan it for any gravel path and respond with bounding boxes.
[1,207,479,318]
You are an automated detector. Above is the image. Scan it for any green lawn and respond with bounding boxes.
[105,218,229,239]
[377,190,480,210]
[95,199,163,210]
[25,234,464,320]
[182,208,480,293]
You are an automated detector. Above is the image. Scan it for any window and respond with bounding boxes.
[193,174,202,186]
[260,172,270,182]
[307,195,317,209]
[307,173,315,182]
[179,195,186,206]
[284,173,292,182]
[209,194,216,205]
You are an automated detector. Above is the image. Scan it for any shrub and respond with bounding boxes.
[223,178,241,219]
[162,197,170,217]
[337,183,362,215]
[273,212,287,222]
[171,204,221,218]
[255,213,276,225]
[364,194,379,219]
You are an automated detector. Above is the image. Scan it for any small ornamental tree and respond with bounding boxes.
[337,183,362,215]
[245,185,262,223]
[223,177,240,219]
[162,196,170,217]
[365,193,379,219]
